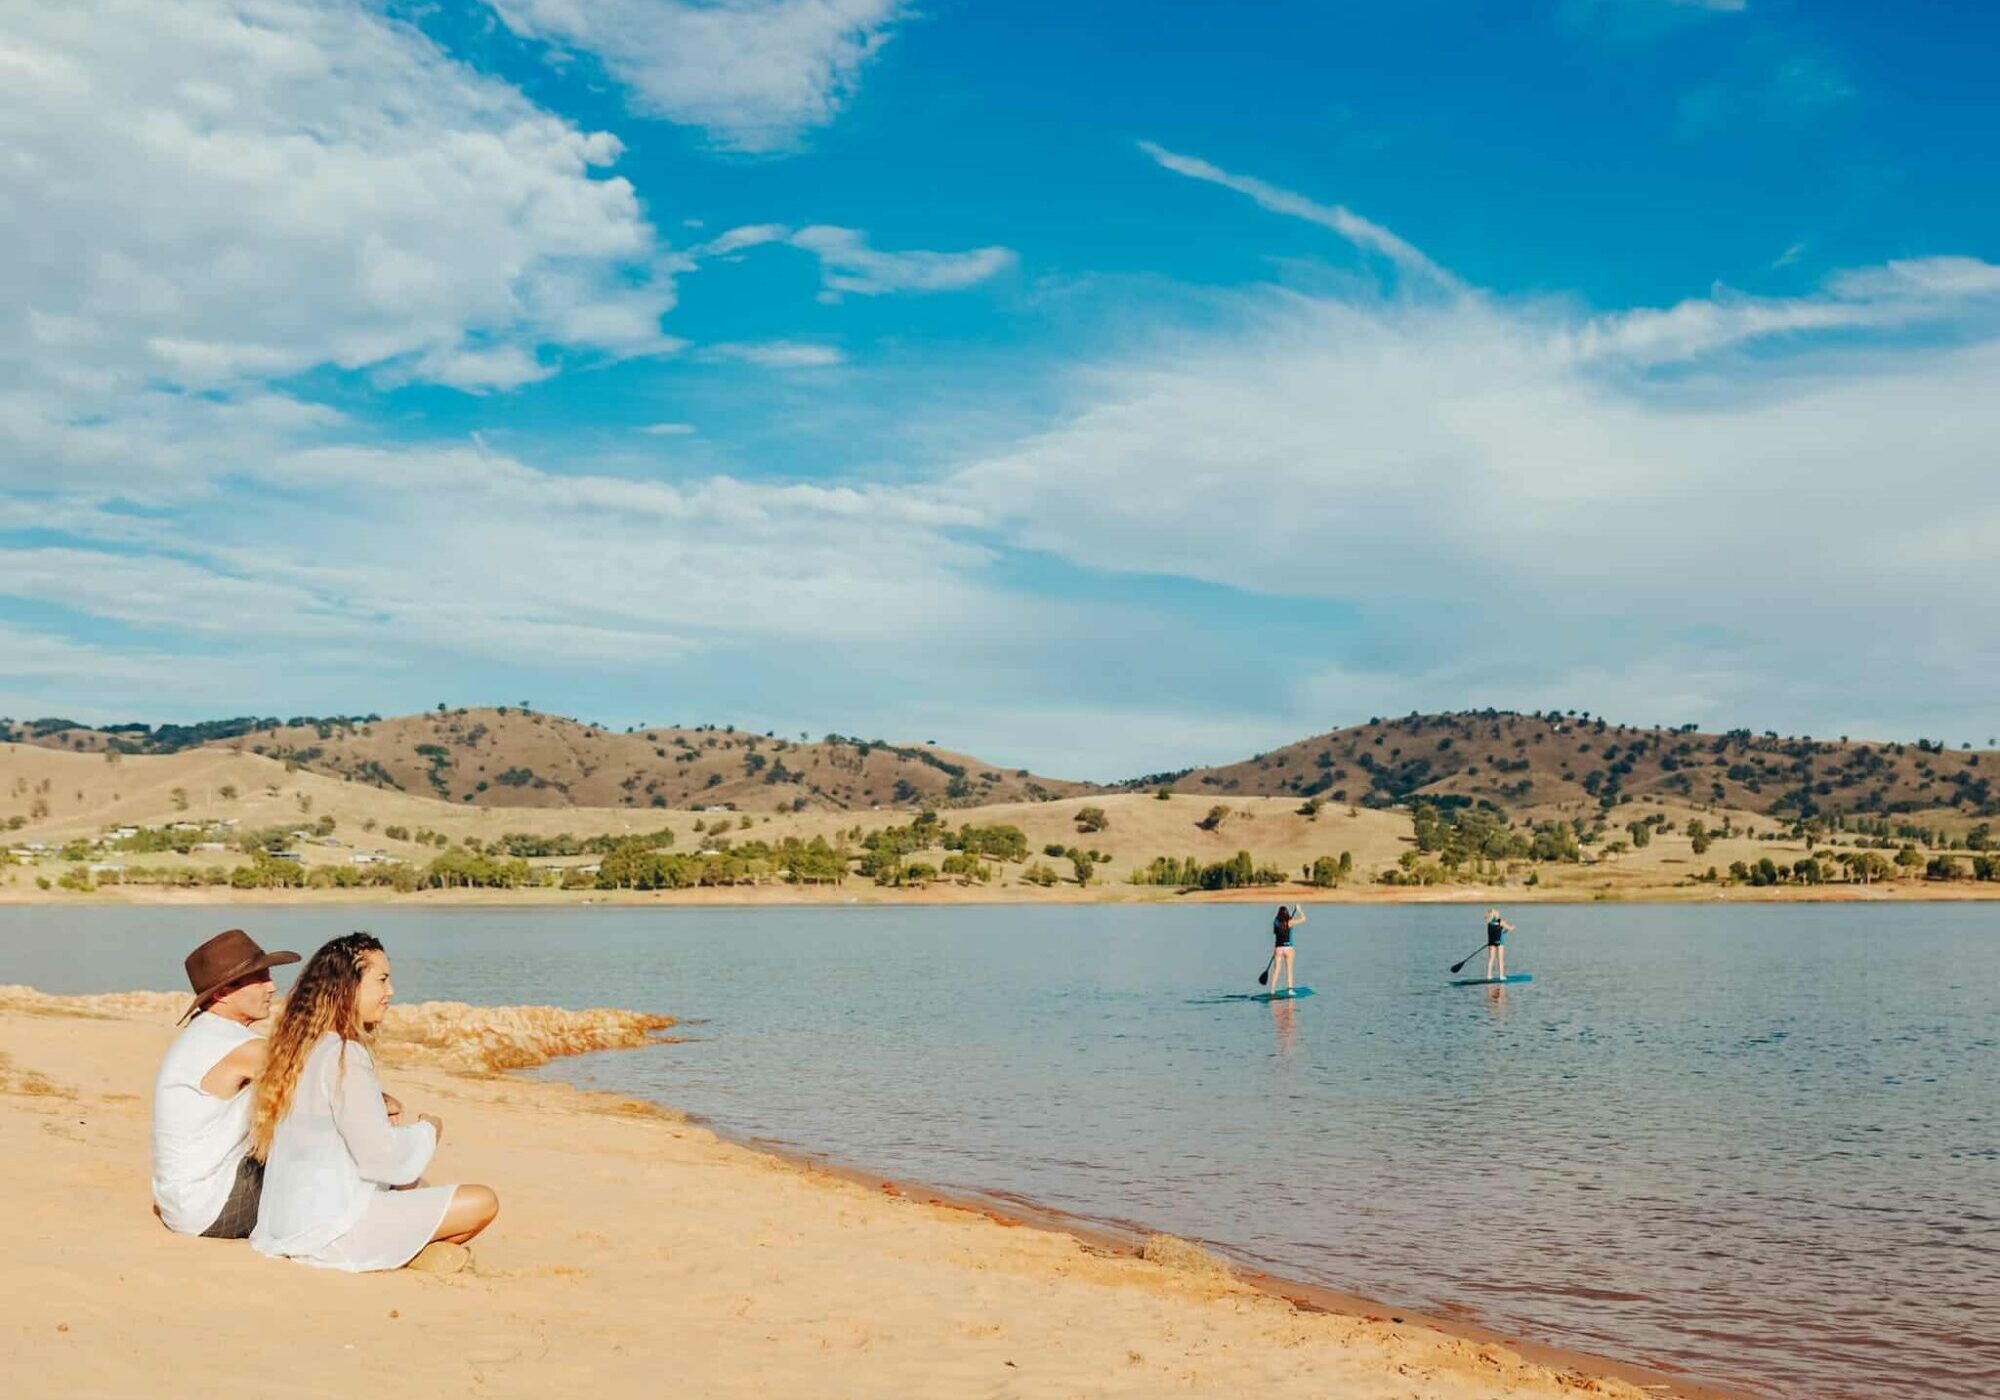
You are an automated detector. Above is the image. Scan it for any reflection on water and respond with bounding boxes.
[1269,998,1300,1062]
[3,901,1995,1400]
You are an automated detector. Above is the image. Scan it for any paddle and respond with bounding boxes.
[1448,944,1491,975]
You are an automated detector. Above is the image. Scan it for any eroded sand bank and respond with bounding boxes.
[2,988,1705,1399]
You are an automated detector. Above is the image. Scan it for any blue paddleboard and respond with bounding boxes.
[1253,986,1315,1001]
[1450,973,1532,986]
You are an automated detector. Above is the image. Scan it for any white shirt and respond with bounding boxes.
[250,1033,436,1261]
[151,1013,259,1234]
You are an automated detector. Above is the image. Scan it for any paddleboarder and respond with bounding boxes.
[1262,904,1303,993]
[1483,907,1513,980]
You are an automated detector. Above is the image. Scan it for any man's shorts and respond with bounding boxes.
[199,1156,266,1239]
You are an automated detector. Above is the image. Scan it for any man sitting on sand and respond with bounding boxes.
[152,929,301,1238]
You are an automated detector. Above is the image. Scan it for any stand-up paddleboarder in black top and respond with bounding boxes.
[1259,904,1303,991]
[1483,907,1513,981]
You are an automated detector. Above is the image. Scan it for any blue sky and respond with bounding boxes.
[4,0,1999,778]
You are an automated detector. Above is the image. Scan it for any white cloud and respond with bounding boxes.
[700,340,846,368]
[1138,142,1458,288]
[703,224,795,256]
[944,255,2000,736]
[638,422,698,435]
[1828,256,2000,301]
[789,226,1016,297]
[483,0,907,152]
[0,548,343,635]
[0,0,674,486]
[697,224,1015,298]
[0,444,1000,680]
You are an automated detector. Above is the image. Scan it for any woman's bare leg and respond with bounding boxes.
[430,1184,500,1245]
[1281,948,1295,991]
[1496,945,1506,979]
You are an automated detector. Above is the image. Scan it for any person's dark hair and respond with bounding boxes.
[1275,905,1291,920]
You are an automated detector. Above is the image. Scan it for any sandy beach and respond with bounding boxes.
[0,984,1738,1400]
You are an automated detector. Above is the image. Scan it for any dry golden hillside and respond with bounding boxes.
[1146,710,2000,829]
[0,739,1966,901]
[0,742,1395,887]
[4,708,1089,814]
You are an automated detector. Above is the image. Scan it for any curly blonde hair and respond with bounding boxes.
[250,932,384,1161]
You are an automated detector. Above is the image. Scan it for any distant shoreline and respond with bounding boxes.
[3,880,1994,909]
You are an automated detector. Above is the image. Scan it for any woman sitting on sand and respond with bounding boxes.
[248,932,498,1272]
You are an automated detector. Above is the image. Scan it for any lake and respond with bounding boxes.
[3,901,1994,1399]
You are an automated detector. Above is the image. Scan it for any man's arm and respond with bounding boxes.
[199,1038,266,1098]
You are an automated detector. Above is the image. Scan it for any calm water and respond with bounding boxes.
[4,902,1996,1400]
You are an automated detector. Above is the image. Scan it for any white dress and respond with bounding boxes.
[249,1032,453,1271]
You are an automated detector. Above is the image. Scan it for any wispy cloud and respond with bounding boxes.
[638,422,698,436]
[697,224,1016,299]
[1137,141,1458,287]
[481,0,908,153]
[700,340,846,369]
[946,254,2000,740]
[1679,53,1854,138]
[791,226,1017,298]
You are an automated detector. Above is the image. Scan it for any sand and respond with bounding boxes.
[1,987,1723,1400]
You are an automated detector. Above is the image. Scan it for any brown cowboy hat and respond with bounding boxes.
[179,928,299,1024]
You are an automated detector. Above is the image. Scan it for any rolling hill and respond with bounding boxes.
[1,708,1089,814]
[1133,710,2000,827]
[7,706,1996,831]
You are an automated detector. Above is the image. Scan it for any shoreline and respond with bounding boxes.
[1,984,1764,1400]
[2,879,1991,909]
[718,1127,1767,1400]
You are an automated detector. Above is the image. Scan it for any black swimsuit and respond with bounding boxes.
[1487,918,1506,946]
[1274,917,1293,948]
